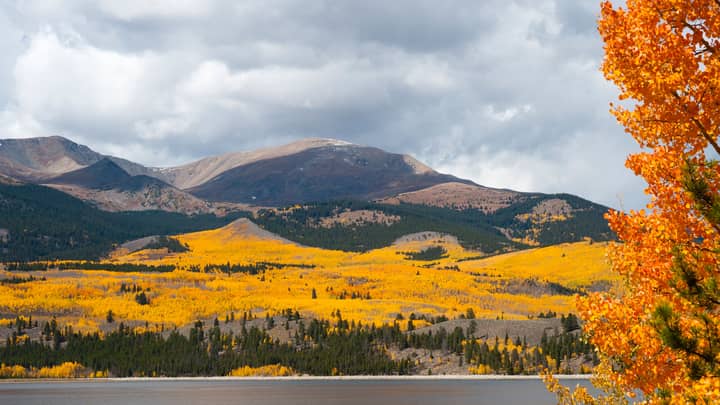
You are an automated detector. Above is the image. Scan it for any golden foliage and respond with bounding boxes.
[460,241,612,288]
[36,362,88,378]
[560,0,720,402]
[227,364,294,377]
[0,362,94,379]
[468,364,492,375]
[1,222,613,332]
[0,364,28,378]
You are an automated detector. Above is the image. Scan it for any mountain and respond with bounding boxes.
[0,135,103,181]
[47,158,134,190]
[0,182,244,261]
[42,158,226,215]
[252,194,613,253]
[0,136,499,209]
[0,135,615,258]
[0,135,166,184]
[0,136,474,208]
[378,182,521,213]
[158,138,358,190]
[187,140,468,205]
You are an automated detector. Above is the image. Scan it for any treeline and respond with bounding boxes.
[0,183,245,262]
[5,262,175,273]
[144,236,189,253]
[2,311,594,377]
[2,319,410,377]
[400,246,448,261]
[188,262,315,275]
[0,275,46,285]
[4,261,315,274]
[296,312,594,375]
[463,329,595,374]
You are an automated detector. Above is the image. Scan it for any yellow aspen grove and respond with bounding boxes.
[549,1,720,403]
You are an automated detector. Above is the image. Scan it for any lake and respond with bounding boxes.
[0,377,593,405]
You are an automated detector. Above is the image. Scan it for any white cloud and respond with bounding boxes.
[14,30,146,121]
[484,104,533,123]
[0,1,649,209]
[0,109,46,138]
[95,0,215,21]
[403,60,455,93]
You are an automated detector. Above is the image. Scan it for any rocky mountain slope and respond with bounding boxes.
[0,136,101,181]
[44,159,221,214]
[0,136,477,209]
[0,135,614,259]
[378,182,521,213]
[158,138,359,189]
[0,135,153,182]
[187,143,468,205]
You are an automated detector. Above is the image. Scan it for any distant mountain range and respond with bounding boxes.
[0,135,614,261]
[0,136,485,209]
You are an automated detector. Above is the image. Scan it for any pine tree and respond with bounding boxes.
[134,291,149,305]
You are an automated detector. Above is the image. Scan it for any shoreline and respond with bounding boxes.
[0,374,591,383]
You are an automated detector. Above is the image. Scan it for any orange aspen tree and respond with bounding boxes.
[548,1,720,403]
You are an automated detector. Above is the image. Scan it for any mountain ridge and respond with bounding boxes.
[0,135,507,208]
[43,158,240,215]
[0,135,614,260]
[187,143,470,205]
[159,138,367,189]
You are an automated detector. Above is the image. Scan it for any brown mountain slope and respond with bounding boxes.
[379,182,522,213]
[159,138,407,189]
[0,136,459,209]
[187,142,467,205]
[0,136,102,180]
[44,159,238,215]
[0,136,158,182]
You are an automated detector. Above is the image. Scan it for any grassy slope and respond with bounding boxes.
[1,219,615,332]
[457,241,612,288]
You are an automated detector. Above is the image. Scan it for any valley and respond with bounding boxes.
[0,136,615,377]
[0,217,611,376]
[2,220,611,328]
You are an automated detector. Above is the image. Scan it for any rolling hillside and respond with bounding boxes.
[1,216,614,330]
[0,183,245,261]
[251,196,613,253]
[378,181,520,213]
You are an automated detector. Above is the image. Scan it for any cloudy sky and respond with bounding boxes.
[0,1,646,210]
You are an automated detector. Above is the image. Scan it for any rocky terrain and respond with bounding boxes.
[379,182,521,213]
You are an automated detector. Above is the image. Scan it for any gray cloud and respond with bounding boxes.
[0,0,647,209]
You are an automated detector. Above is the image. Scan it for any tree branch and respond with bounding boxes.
[671,91,720,156]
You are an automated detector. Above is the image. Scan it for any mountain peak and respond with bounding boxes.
[0,135,103,180]
[47,157,131,190]
[288,137,356,147]
[187,139,465,205]
[160,137,364,190]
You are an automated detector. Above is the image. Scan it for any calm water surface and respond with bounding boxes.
[0,378,593,405]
